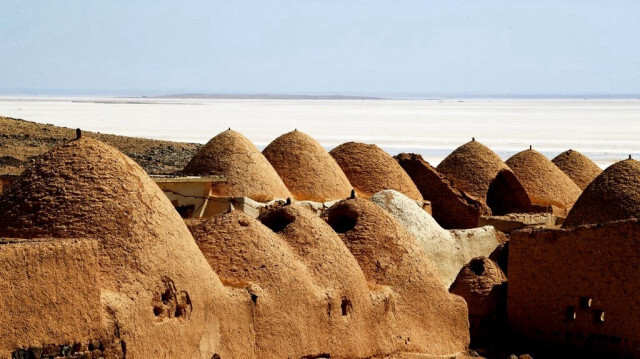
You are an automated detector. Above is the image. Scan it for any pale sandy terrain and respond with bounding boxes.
[1,97,639,167]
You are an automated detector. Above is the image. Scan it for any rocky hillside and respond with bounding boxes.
[0,116,201,175]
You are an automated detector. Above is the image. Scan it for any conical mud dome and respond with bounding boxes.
[262,130,352,201]
[437,140,531,215]
[323,198,469,356]
[0,138,233,358]
[565,159,640,227]
[437,141,511,199]
[190,210,331,358]
[183,129,291,201]
[450,257,507,348]
[552,149,602,190]
[258,204,392,357]
[330,142,422,201]
[506,149,581,210]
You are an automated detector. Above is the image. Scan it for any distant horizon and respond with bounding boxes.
[1,90,639,101]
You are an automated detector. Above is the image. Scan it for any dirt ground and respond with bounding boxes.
[0,116,201,175]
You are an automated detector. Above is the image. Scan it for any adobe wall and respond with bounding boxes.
[0,238,117,358]
[508,220,640,358]
[395,153,488,229]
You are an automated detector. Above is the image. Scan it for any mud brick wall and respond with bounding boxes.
[508,219,640,358]
[0,238,105,357]
[395,153,488,229]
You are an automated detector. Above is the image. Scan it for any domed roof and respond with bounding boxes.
[564,159,640,227]
[450,257,507,309]
[437,141,509,196]
[259,204,369,291]
[190,210,332,358]
[258,204,384,356]
[0,138,193,243]
[506,149,582,209]
[329,142,422,201]
[323,198,469,355]
[262,130,352,202]
[449,257,507,347]
[436,140,532,215]
[0,138,231,357]
[183,129,291,201]
[552,149,602,190]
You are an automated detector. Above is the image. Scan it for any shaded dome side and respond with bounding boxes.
[485,169,534,215]
[183,129,291,201]
[506,149,582,210]
[552,149,602,190]
[330,142,423,201]
[564,159,640,227]
[263,130,352,202]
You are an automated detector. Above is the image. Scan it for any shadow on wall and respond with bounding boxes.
[486,170,533,215]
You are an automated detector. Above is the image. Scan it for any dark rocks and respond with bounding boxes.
[12,338,112,359]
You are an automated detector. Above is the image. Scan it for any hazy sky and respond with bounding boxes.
[1,1,639,96]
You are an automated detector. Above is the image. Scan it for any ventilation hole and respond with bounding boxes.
[260,210,295,233]
[341,298,353,316]
[153,306,163,317]
[251,293,258,304]
[175,291,192,318]
[469,259,485,276]
[161,290,172,304]
[486,170,531,215]
[211,354,221,359]
[327,209,358,233]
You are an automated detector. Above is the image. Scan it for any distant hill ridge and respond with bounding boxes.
[153,93,385,100]
[0,116,201,176]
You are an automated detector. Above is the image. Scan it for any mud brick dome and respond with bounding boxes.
[436,140,531,215]
[190,210,333,358]
[330,142,423,201]
[0,138,235,358]
[552,149,602,190]
[183,129,291,201]
[258,204,392,357]
[450,257,507,348]
[564,158,640,227]
[262,130,352,202]
[506,149,582,210]
[323,197,470,355]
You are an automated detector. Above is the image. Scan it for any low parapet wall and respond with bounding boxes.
[479,213,560,233]
[508,219,640,358]
[0,238,108,357]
